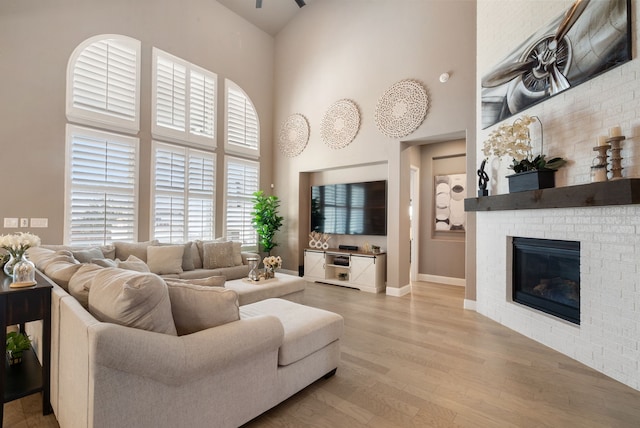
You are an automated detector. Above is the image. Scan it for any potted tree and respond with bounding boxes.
[6,331,31,366]
[251,190,284,256]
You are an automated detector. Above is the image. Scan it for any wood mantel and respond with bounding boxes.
[464,178,640,212]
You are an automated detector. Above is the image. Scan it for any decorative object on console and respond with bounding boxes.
[247,257,259,281]
[482,115,566,193]
[374,79,428,138]
[592,135,610,183]
[481,0,632,128]
[320,99,361,149]
[6,331,32,366]
[278,113,309,157]
[477,159,489,196]
[308,231,331,249]
[1,232,40,280]
[607,125,625,180]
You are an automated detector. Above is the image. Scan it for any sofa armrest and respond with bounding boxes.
[89,315,284,386]
[241,252,260,265]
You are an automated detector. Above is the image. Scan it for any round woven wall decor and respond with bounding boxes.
[375,79,429,138]
[278,114,309,157]
[320,99,361,149]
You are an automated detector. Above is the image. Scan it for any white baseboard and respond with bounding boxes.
[418,274,465,287]
[386,283,411,297]
[463,299,477,311]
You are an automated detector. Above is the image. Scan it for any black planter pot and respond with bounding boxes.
[506,169,556,193]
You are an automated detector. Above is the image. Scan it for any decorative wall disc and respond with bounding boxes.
[374,79,429,138]
[320,99,361,149]
[278,113,309,157]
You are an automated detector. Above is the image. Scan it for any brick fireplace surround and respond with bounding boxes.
[467,180,640,391]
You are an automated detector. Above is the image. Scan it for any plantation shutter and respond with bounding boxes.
[152,143,215,242]
[190,70,216,138]
[67,125,138,246]
[226,80,259,153]
[68,36,140,132]
[225,157,259,246]
[155,56,187,132]
[187,150,215,241]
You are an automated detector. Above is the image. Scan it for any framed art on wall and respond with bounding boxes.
[434,173,466,232]
[481,0,632,129]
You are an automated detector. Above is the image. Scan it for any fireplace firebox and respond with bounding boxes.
[512,237,580,324]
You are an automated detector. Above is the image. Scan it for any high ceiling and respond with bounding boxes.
[217,0,313,36]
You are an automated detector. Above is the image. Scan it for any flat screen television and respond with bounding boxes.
[311,180,387,236]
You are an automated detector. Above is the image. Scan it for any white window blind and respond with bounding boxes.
[152,142,215,242]
[153,49,217,146]
[225,79,259,156]
[66,125,138,246]
[225,157,259,246]
[67,35,141,132]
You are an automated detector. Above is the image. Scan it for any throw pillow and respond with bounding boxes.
[202,241,235,269]
[90,258,117,268]
[113,240,158,262]
[68,263,103,308]
[231,241,243,266]
[42,251,82,291]
[100,244,116,260]
[88,268,177,335]
[166,282,239,335]
[164,276,226,288]
[72,247,104,263]
[117,255,150,272]
[147,245,184,275]
[191,242,203,269]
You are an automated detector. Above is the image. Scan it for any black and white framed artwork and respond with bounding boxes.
[481,0,632,129]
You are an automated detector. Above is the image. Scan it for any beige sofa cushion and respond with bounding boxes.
[166,282,240,335]
[68,263,103,308]
[42,251,82,291]
[241,298,344,366]
[202,241,235,269]
[164,276,226,287]
[147,245,184,275]
[117,255,150,272]
[113,240,158,262]
[26,247,56,270]
[89,268,177,335]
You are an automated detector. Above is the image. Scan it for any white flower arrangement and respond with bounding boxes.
[263,255,282,269]
[482,115,565,173]
[0,232,41,258]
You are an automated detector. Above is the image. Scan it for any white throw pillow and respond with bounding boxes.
[117,255,150,272]
[147,245,184,275]
[166,282,239,336]
[89,268,177,335]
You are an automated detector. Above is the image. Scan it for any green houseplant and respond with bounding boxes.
[6,331,31,365]
[251,190,284,256]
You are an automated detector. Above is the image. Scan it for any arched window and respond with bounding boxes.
[225,79,259,156]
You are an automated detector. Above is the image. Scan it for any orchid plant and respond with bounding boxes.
[482,115,566,173]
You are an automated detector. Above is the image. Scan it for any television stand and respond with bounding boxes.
[303,248,386,293]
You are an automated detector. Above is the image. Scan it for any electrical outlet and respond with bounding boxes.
[4,218,18,228]
[30,218,48,228]
[20,218,29,228]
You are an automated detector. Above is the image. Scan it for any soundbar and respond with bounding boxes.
[338,245,359,251]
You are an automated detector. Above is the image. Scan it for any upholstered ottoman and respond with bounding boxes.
[240,298,343,368]
[226,273,306,306]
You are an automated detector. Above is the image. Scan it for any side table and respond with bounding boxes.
[0,270,52,426]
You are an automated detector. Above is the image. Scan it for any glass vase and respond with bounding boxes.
[264,265,275,279]
[11,254,36,284]
[3,252,23,277]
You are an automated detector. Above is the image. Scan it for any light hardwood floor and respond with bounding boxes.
[5,281,640,427]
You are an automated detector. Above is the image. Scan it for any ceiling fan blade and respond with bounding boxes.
[549,65,571,95]
[294,0,306,7]
[256,0,262,8]
[482,59,536,88]
[553,0,590,45]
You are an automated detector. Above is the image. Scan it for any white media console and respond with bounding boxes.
[303,248,386,293]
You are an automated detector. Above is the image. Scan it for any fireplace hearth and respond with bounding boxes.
[512,237,580,324]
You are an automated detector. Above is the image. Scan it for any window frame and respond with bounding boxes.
[151,48,218,148]
[66,34,141,134]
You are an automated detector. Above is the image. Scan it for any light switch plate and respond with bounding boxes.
[4,218,19,228]
[30,218,48,228]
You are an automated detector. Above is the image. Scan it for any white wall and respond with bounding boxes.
[0,0,275,243]
[273,0,477,293]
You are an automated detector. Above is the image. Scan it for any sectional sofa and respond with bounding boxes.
[25,242,344,428]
